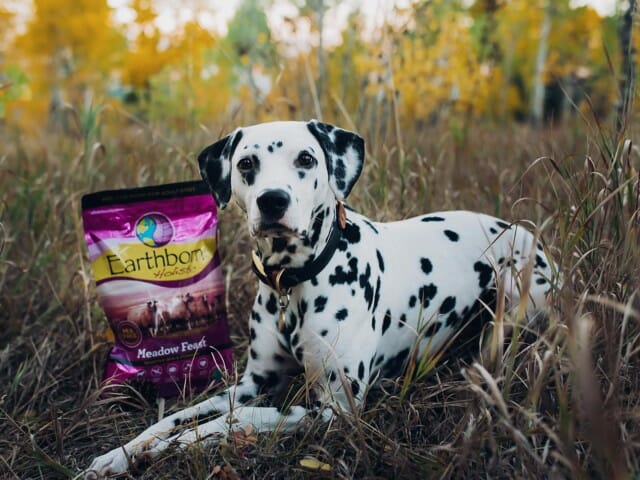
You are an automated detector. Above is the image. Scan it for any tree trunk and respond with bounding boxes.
[530,1,552,127]
[616,0,637,135]
[315,0,325,112]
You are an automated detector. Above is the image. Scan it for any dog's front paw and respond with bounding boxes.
[84,448,130,479]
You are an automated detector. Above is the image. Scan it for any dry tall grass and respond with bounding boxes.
[0,105,639,479]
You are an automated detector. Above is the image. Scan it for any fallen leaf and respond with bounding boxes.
[300,456,332,471]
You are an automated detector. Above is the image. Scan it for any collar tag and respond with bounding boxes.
[337,200,347,230]
[277,291,291,332]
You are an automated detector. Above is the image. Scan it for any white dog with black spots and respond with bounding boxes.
[85,120,556,477]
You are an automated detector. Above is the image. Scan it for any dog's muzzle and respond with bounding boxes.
[256,189,291,234]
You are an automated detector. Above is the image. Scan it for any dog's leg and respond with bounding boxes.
[84,369,289,478]
[144,404,334,459]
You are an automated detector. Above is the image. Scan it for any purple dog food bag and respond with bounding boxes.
[82,181,233,397]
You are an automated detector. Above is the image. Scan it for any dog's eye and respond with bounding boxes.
[296,152,316,169]
[237,157,254,172]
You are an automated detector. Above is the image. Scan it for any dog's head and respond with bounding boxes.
[198,120,364,239]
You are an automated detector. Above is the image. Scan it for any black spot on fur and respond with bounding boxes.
[444,230,459,242]
[295,346,304,362]
[272,238,288,253]
[250,348,258,360]
[399,313,407,328]
[329,370,337,382]
[320,329,328,337]
[409,295,417,308]
[335,308,348,321]
[371,316,376,331]
[358,361,365,380]
[420,258,433,275]
[329,257,359,285]
[372,276,382,313]
[305,208,326,247]
[252,371,280,392]
[382,347,411,377]
[250,328,257,340]
[334,158,347,192]
[474,261,494,289]
[439,296,456,314]
[496,220,511,230]
[421,216,446,222]
[424,321,442,337]
[441,289,498,363]
[268,145,274,153]
[350,379,360,396]
[281,315,296,338]
[535,254,548,269]
[279,255,291,266]
[273,353,286,363]
[359,263,375,310]
[238,394,254,404]
[376,250,385,272]
[288,312,298,332]
[342,222,361,245]
[251,309,262,323]
[266,294,278,315]
[536,277,547,285]
[489,227,498,234]
[419,284,438,308]
[446,311,461,327]
[297,300,307,328]
[314,296,328,313]
[364,220,379,234]
[382,309,392,335]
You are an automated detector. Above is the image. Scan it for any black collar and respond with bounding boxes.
[251,201,346,294]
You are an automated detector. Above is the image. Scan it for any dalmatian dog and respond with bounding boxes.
[85,120,555,477]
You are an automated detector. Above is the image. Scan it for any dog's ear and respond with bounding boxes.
[198,129,243,209]
[307,120,365,200]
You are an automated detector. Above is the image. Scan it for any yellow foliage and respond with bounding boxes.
[392,12,493,122]
[0,0,629,132]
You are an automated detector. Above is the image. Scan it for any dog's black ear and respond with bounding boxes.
[198,129,243,209]
[307,120,365,200]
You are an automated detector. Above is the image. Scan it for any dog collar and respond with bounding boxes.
[252,201,347,331]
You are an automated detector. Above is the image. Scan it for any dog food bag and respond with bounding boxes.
[82,181,233,397]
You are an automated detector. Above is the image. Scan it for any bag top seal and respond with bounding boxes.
[82,180,209,210]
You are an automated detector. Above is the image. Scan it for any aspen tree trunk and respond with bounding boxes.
[530,1,552,126]
[616,0,637,134]
[315,0,325,111]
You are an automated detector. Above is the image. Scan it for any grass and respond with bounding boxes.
[0,103,639,479]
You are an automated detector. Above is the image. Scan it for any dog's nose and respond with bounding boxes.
[257,189,291,221]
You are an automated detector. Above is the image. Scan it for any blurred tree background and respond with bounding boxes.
[0,0,637,138]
